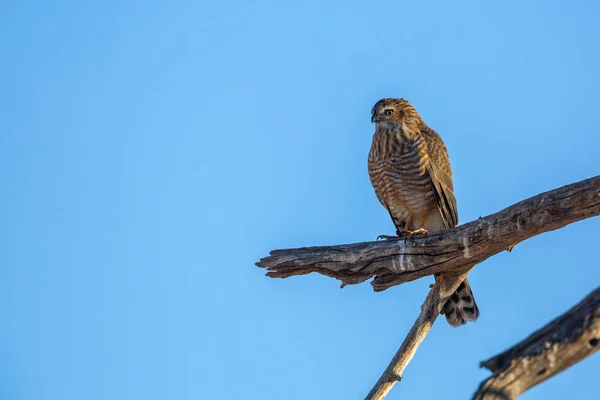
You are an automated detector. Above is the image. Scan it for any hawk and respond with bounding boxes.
[367,98,479,327]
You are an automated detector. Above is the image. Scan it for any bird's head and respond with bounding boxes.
[371,98,421,128]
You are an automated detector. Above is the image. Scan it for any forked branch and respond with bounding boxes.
[256,175,600,399]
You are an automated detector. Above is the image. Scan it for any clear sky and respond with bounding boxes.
[2,0,599,399]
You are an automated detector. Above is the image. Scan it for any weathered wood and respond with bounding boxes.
[473,287,600,400]
[257,175,600,400]
[256,176,600,291]
[365,272,468,400]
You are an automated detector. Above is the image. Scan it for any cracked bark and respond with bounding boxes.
[473,287,600,400]
[257,176,600,291]
[255,175,600,399]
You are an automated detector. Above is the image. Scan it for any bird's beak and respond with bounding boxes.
[371,114,382,123]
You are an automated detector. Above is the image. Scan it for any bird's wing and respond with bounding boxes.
[421,126,459,228]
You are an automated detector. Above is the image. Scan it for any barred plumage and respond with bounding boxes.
[368,98,479,327]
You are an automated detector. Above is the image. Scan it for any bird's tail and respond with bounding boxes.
[441,278,479,327]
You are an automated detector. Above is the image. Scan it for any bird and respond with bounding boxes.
[367,98,479,327]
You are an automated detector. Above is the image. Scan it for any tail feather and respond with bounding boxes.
[441,278,479,327]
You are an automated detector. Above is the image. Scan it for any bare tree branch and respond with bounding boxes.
[365,272,468,400]
[256,176,600,291]
[473,287,600,400]
[256,175,600,400]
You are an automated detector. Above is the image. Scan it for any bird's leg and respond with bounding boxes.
[381,228,428,239]
[375,220,429,240]
[376,229,428,240]
[402,215,429,237]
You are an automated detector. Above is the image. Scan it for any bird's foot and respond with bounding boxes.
[376,228,428,240]
[404,228,429,237]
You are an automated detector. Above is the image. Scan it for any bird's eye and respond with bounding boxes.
[384,109,394,116]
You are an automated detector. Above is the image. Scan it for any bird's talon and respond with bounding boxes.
[377,234,399,240]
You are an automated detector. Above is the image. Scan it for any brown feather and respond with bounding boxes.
[368,98,478,327]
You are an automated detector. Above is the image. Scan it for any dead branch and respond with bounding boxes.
[473,287,600,400]
[256,176,600,291]
[364,272,468,400]
[256,175,600,400]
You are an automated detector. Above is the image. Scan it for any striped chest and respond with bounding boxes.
[368,127,435,224]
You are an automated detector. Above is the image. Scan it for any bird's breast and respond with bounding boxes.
[368,129,436,224]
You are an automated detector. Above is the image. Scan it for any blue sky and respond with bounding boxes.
[2,0,599,399]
